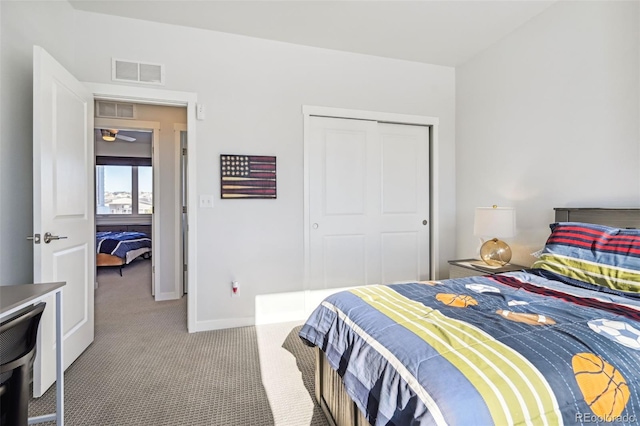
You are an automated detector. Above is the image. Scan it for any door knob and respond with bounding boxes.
[44,232,68,244]
[312,223,319,229]
[422,220,428,225]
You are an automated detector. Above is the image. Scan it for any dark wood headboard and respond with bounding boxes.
[554,208,640,229]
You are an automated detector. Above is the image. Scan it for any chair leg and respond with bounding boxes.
[0,380,9,426]
[2,364,30,426]
[17,364,29,426]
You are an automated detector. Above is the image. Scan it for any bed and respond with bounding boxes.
[96,231,152,276]
[300,207,640,425]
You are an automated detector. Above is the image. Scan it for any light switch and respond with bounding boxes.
[196,103,206,120]
[199,195,214,208]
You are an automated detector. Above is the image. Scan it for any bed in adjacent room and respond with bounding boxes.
[300,207,640,425]
[96,231,152,276]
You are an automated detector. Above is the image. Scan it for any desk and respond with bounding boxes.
[0,282,65,425]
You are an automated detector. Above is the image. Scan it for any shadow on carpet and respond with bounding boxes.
[282,326,331,426]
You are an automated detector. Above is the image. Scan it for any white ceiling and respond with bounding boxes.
[69,0,557,66]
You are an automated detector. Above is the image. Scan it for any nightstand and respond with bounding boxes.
[448,258,527,279]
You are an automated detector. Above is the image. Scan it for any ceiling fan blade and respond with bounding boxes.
[116,134,136,142]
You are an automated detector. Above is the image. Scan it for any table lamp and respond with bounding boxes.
[473,205,516,266]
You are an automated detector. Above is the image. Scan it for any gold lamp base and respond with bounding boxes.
[480,238,512,266]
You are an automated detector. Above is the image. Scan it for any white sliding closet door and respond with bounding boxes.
[308,116,430,290]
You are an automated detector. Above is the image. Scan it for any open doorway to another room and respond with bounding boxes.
[95,128,155,296]
[94,101,188,302]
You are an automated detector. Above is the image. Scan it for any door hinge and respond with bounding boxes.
[182,206,187,213]
[182,148,187,155]
[183,264,188,272]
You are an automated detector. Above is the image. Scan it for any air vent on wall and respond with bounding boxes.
[96,101,137,119]
[112,58,165,85]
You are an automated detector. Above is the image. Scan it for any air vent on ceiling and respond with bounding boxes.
[96,101,137,119]
[112,58,165,86]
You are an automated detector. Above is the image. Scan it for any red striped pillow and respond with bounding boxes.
[532,222,640,292]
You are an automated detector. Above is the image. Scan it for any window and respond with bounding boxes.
[96,157,152,216]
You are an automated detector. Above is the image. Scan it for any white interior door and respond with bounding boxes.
[308,116,430,290]
[309,117,379,289]
[32,46,95,396]
[377,122,430,283]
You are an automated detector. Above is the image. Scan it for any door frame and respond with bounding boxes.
[174,123,188,295]
[302,105,440,289]
[94,118,161,299]
[85,83,198,332]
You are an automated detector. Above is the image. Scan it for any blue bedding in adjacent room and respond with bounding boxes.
[96,231,151,261]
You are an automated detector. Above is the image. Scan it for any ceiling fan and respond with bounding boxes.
[100,129,136,142]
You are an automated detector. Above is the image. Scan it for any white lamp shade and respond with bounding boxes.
[474,207,516,238]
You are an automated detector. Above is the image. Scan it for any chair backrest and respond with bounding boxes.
[0,302,46,373]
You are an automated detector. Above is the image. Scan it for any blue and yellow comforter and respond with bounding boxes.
[299,271,640,425]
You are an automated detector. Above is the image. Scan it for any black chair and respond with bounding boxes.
[0,302,46,426]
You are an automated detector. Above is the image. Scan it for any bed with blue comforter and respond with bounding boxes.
[96,231,152,274]
[300,218,640,425]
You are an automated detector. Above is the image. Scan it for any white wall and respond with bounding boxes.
[456,1,640,266]
[0,1,78,285]
[72,11,456,328]
[77,12,454,327]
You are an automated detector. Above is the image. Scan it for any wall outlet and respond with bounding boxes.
[231,281,239,297]
[199,195,214,208]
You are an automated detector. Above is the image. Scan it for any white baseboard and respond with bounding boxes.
[189,316,255,333]
[155,291,179,301]
[190,287,355,332]
[256,310,308,326]
[255,287,356,326]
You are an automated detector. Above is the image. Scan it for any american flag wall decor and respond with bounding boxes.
[220,154,277,199]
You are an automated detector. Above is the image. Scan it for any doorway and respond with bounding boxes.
[95,106,187,301]
[32,46,199,397]
[85,84,198,332]
[94,125,157,297]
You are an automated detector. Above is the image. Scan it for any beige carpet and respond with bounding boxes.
[29,258,329,426]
